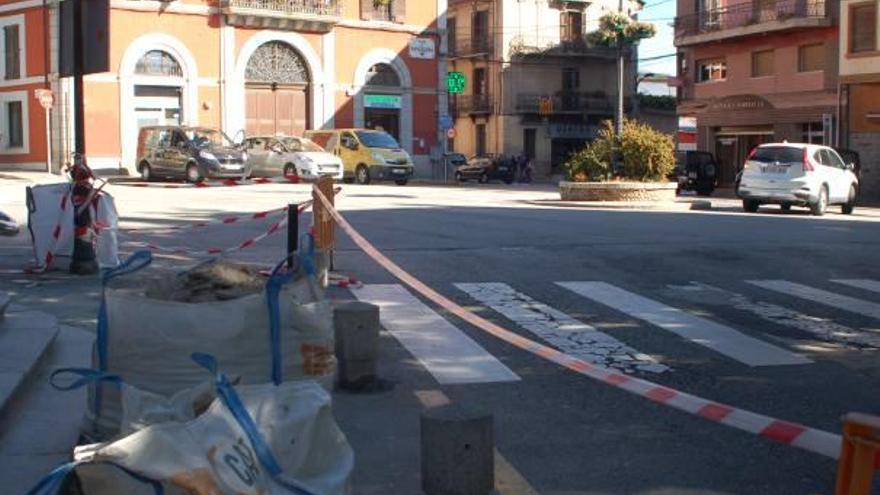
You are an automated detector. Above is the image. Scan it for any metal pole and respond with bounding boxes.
[73,0,84,156]
[44,107,51,173]
[617,39,624,137]
[287,203,298,270]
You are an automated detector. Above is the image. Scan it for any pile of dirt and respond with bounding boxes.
[145,261,265,303]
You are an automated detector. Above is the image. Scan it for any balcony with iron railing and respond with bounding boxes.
[674,0,830,46]
[221,0,342,32]
[514,92,616,114]
[449,37,494,58]
[509,35,619,59]
[452,94,494,116]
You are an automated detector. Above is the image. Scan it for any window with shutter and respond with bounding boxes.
[560,12,571,42]
[798,43,824,72]
[751,49,774,77]
[447,18,457,56]
[850,4,877,53]
[7,100,22,148]
[4,24,19,80]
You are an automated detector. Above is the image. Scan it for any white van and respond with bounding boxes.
[737,143,859,216]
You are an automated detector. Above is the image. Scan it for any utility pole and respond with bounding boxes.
[69,0,98,275]
[616,0,625,138]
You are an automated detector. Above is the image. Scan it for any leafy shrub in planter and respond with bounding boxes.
[565,119,675,182]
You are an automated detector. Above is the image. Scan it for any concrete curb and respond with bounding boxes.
[0,308,59,424]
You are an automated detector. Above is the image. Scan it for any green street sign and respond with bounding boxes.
[447,71,466,94]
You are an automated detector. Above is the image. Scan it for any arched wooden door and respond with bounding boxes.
[245,42,310,137]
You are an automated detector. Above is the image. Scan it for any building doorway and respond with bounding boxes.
[362,64,403,142]
[244,42,310,137]
[134,85,181,128]
[715,127,773,186]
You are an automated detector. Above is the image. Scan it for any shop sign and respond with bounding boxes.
[710,95,772,112]
[364,94,402,109]
[409,38,436,60]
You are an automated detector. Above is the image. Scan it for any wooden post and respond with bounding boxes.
[312,176,335,286]
[835,413,880,495]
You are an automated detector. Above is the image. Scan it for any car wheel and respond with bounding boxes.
[394,179,408,186]
[355,164,371,185]
[140,162,152,182]
[283,163,298,179]
[186,163,203,184]
[743,200,760,213]
[780,204,791,212]
[842,184,857,215]
[478,172,488,184]
[810,185,828,216]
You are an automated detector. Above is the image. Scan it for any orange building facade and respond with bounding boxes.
[0,0,448,177]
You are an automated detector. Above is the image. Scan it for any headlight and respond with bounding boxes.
[371,152,385,164]
[241,152,248,162]
[199,150,217,161]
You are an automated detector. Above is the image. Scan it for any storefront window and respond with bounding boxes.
[801,122,823,144]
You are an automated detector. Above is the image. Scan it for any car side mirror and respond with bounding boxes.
[846,163,855,170]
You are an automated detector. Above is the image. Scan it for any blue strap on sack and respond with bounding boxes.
[192,353,318,495]
[26,460,164,495]
[92,250,152,423]
[298,233,317,277]
[50,368,122,391]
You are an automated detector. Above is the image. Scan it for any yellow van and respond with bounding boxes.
[303,129,414,185]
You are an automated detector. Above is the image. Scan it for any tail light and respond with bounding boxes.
[802,148,814,172]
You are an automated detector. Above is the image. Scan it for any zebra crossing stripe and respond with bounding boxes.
[455,283,668,374]
[353,284,520,385]
[311,187,842,461]
[556,282,811,367]
[668,282,880,349]
[831,279,880,295]
[748,280,880,321]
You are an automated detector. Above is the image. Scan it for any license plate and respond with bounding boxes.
[688,172,697,179]
[393,168,406,174]
[762,165,787,173]
[221,165,242,171]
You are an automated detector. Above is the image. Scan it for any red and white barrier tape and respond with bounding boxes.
[25,188,72,274]
[312,186,843,461]
[113,176,301,189]
[328,273,363,289]
[130,200,315,256]
[120,205,289,236]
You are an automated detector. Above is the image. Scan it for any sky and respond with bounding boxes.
[637,0,677,76]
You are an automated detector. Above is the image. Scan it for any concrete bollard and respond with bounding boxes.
[421,404,494,495]
[333,301,380,390]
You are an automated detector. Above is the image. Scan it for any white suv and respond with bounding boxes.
[737,143,859,216]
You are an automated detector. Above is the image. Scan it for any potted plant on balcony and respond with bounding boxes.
[560,119,677,202]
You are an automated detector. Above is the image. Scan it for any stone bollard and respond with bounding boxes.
[333,301,380,390]
[421,404,494,495]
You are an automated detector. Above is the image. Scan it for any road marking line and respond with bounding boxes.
[748,280,880,321]
[455,282,669,374]
[354,284,520,385]
[668,282,880,349]
[557,282,812,366]
[831,279,880,295]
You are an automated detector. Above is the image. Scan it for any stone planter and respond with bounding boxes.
[559,181,677,202]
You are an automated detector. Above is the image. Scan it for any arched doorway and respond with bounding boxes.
[363,63,402,142]
[245,41,310,137]
[133,50,184,128]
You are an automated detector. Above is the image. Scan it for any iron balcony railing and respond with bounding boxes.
[515,92,615,114]
[675,0,826,38]
[222,0,342,17]
[454,94,493,115]
[450,37,493,57]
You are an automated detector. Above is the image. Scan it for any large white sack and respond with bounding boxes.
[75,379,353,495]
[26,183,74,268]
[86,276,335,440]
[94,192,119,269]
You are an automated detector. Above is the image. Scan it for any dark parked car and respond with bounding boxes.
[835,148,861,179]
[136,126,250,183]
[674,150,717,196]
[455,155,515,184]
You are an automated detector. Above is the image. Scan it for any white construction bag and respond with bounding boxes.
[87,252,336,440]
[94,191,119,269]
[26,182,74,269]
[30,356,354,495]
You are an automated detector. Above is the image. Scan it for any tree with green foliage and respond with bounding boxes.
[565,119,675,183]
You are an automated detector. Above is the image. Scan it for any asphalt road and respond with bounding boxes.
[2,177,880,494]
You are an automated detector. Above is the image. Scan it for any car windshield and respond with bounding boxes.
[282,137,325,153]
[448,154,467,165]
[355,131,400,149]
[185,129,232,148]
[751,146,803,164]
